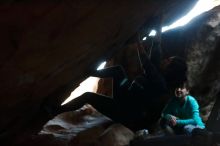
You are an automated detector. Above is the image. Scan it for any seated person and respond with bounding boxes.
[160,82,205,135]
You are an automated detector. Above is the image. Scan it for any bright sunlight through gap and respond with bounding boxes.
[97,61,107,70]
[149,30,157,36]
[143,0,220,40]
[61,61,107,105]
[61,0,220,105]
[162,0,220,33]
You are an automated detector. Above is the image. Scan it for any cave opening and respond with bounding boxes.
[3,0,220,146]
[38,1,220,145]
[61,61,107,106]
[143,0,220,39]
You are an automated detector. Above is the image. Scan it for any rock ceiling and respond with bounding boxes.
[1,0,220,145]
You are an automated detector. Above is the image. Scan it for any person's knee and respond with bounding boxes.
[159,118,175,135]
[82,92,94,97]
[183,125,197,135]
[79,92,97,102]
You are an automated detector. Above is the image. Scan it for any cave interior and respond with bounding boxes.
[1,0,220,145]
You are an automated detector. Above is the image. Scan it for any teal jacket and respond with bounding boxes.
[162,95,205,128]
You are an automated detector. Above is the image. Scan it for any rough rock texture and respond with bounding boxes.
[187,10,220,104]
[4,0,220,145]
[15,105,134,146]
[160,7,220,105]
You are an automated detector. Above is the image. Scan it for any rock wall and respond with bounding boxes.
[0,0,204,144]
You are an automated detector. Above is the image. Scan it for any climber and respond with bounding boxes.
[54,29,188,132]
[160,82,205,135]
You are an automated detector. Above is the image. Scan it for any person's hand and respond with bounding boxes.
[168,115,177,126]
